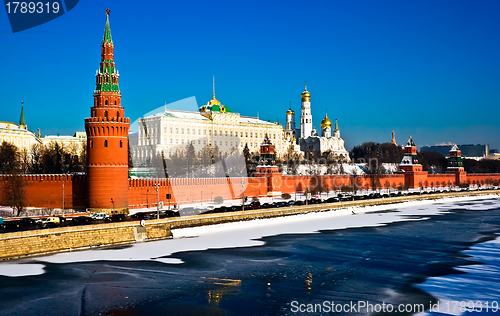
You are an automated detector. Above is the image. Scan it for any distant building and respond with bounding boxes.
[41,132,86,154]
[421,144,489,160]
[0,103,41,151]
[287,85,350,161]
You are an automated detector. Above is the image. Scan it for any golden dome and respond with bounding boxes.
[207,94,221,106]
[301,85,311,102]
[286,109,295,115]
[321,113,332,128]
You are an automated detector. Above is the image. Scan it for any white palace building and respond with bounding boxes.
[131,92,288,162]
[131,85,351,163]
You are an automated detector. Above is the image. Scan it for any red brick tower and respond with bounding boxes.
[255,134,282,195]
[447,144,466,184]
[399,135,427,189]
[84,9,130,214]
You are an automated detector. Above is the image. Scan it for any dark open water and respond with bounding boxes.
[0,197,499,316]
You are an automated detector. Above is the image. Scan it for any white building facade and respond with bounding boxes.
[131,94,291,163]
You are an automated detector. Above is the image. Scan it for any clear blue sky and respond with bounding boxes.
[1,0,499,151]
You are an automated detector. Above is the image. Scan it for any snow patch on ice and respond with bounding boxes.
[0,195,498,278]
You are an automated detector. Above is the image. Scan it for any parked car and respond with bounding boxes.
[70,216,92,225]
[19,217,37,226]
[38,217,60,226]
[131,212,147,220]
[91,212,109,221]
[110,214,127,222]
[230,205,243,212]
[324,197,339,203]
[41,222,59,229]
[162,210,180,218]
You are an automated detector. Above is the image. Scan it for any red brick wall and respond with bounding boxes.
[277,174,406,193]
[0,174,87,209]
[427,174,456,187]
[465,174,500,186]
[128,177,268,209]
[1,172,499,212]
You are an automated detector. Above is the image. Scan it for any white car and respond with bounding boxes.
[91,213,109,221]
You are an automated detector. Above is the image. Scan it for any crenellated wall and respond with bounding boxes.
[0,172,499,213]
[0,174,87,209]
[128,177,268,209]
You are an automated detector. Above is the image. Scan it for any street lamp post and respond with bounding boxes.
[155,183,160,219]
[241,181,245,212]
[62,181,65,217]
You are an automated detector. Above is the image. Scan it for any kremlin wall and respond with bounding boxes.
[1,13,500,215]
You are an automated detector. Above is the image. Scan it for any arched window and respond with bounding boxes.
[104,140,108,148]
[90,140,93,148]
[120,140,123,148]
[114,100,117,105]
[104,111,108,118]
[117,111,119,118]
[105,100,108,105]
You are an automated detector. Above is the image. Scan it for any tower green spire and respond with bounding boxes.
[102,8,113,44]
[19,102,26,126]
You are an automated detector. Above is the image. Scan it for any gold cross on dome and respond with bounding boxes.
[106,8,110,15]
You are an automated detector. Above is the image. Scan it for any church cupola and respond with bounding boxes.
[301,85,311,103]
[321,113,332,137]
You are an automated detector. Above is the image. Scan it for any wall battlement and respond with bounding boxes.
[0,171,499,214]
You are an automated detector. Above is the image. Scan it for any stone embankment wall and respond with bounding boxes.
[0,221,171,260]
[0,190,498,261]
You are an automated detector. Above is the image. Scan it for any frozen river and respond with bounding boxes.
[1,195,499,316]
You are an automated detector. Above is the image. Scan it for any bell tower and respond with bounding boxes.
[300,84,312,139]
[84,9,130,214]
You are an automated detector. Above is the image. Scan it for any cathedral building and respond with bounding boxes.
[287,85,350,161]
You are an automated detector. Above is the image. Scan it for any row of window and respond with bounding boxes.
[141,126,279,140]
[95,99,118,107]
[89,140,123,148]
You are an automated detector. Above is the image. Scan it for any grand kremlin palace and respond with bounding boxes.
[131,94,290,162]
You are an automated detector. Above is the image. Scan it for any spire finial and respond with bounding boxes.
[304,80,307,90]
[212,75,215,98]
[289,101,291,109]
[19,102,26,127]
[102,8,113,44]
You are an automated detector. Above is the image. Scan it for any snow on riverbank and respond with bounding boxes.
[0,194,498,278]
